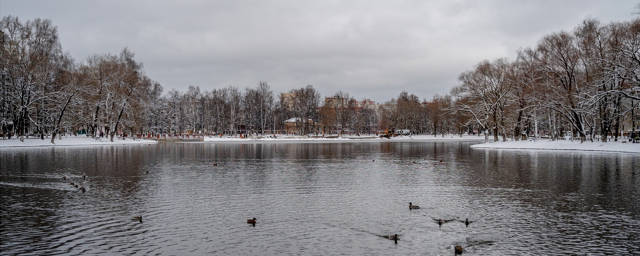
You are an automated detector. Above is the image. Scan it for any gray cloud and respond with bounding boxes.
[2,0,636,102]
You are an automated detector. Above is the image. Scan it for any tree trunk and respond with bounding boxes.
[91,104,101,138]
[514,109,523,141]
[110,98,129,142]
[50,90,77,144]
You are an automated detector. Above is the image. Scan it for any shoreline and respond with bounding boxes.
[0,135,637,153]
[470,139,640,153]
[0,136,158,148]
[201,134,485,143]
[0,134,485,148]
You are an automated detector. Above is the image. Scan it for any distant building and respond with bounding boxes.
[283,117,314,134]
[323,96,375,110]
[324,96,346,108]
[359,99,376,110]
[281,93,295,110]
[321,96,378,134]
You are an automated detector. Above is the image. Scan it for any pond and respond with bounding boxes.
[1,141,639,255]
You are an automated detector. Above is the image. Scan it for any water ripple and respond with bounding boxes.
[1,142,639,255]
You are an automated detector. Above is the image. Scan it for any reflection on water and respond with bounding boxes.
[1,142,638,255]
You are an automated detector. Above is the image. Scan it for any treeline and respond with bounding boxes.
[1,16,639,143]
[1,16,160,143]
[451,18,640,142]
[155,83,322,137]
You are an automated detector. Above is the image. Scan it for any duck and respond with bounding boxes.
[213,163,218,166]
[438,219,443,227]
[464,218,471,227]
[409,202,420,209]
[62,176,66,180]
[70,182,74,186]
[83,175,86,180]
[454,245,463,255]
[79,187,86,193]
[385,234,399,244]
[133,216,142,223]
[247,218,257,225]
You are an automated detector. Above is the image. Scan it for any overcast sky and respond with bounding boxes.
[2,1,637,102]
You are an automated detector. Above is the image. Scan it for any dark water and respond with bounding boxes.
[1,142,638,255]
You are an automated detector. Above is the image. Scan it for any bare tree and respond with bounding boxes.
[226,86,243,135]
[394,91,423,134]
[1,16,65,141]
[288,85,320,135]
[318,103,337,134]
[183,85,202,134]
[331,91,355,134]
[244,81,274,135]
[49,59,89,144]
[452,58,515,142]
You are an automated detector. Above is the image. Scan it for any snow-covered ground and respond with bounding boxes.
[203,135,639,153]
[0,136,157,148]
[202,134,486,142]
[471,139,640,153]
[1,134,637,153]
[0,134,481,148]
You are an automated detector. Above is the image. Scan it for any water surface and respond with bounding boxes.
[1,142,638,255]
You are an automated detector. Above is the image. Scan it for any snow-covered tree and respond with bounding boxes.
[1,16,65,141]
[452,58,515,142]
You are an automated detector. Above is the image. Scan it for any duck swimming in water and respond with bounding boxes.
[409,202,420,209]
[434,218,457,227]
[133,216,142,223]
[247,218,256,225]
[383,234,398,240]
[385,234,399,244]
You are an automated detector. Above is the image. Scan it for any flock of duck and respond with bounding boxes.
[412,202,469,255]
[63,174,143,223]
[64,166,465,254]
[62,175,86,193]
[245,202,471,255]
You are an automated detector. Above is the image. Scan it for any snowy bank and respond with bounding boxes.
[3,135,636,154]
[0,136,158,148]
[203,134,486,142]
[3,135,635,154]
[471,139,640,153]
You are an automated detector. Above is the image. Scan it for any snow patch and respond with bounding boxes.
[470,139,640,153]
